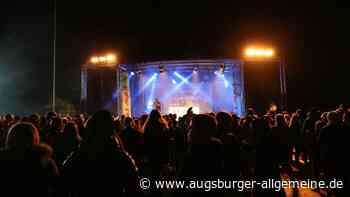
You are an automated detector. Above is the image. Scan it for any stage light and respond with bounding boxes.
[146,76,157,111]
[141,74,157,90]
[255,49,264,56]
[245,48,255,56]
[244,47,275,58]
[174,72,189,84]
[99,56,106,62]
[130,72,135,76]
[90,57,99,63]
[147,101,153,109]
[264,49,274,57]
[161,73,193,101]
[159,64,165,73]
[90,54,117,65]
[172,79,177,84]
[106,54,116,63]
[224,80,229,88]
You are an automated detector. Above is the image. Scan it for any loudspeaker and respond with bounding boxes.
[81,66,118,114]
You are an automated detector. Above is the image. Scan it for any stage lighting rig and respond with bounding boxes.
[159,64,165,73]
[90,54,117,65]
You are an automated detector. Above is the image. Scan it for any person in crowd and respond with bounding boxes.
[216,112,241,177]
[283,111,291,125]
[1,105,349,196]
[289,112,303,163]
[52,121,82,168]
[120,117,144,166]
[13,115,21,123]
[343,109,350,128]
[0,118,6,148]
[0,122,59,196]
[74,115,86,140]
[62,110,139,196]
[271,114,292,168]
[113,118,123,136]
[315,112,328,141]
[178,114,224,196]
[143,109,169,177]
[133,118,142,133]
[29,113,41,130]
[319,111,348,196]
[46,117,64,146]
[139,114,148,131]
[254,116,286,197]
[182,114,223,177]
[301,108,320,162]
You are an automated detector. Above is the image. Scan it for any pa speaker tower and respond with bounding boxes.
[81,64,119,115]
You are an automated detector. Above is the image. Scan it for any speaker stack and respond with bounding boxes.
[81,64,119,115]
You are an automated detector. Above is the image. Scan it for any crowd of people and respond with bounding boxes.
[0,106,348,196]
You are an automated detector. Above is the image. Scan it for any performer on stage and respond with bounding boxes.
[153,98,161,112]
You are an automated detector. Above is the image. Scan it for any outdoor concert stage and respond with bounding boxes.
[81,59,245,117]
[127,59,245,117]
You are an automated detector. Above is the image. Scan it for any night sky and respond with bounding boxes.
[1,0,349,114]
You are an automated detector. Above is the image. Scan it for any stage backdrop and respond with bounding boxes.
[127,59,244,117]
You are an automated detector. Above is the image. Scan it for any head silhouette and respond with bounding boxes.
[191,114,217,144]
[327,111,341,125]
[143,109,161,129]
[5,122,40,150]
[276,113,287,127]
[216,112,233,136]
[62,121,81,145]
[124,117,134,128]
[85,110,114,142]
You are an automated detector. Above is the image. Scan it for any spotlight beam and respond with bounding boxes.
[147,77,157,110]
[136,73,157,96]
[161,73,192,101]
[174,72,189,84]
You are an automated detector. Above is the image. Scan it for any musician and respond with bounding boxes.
[153,98,161,112]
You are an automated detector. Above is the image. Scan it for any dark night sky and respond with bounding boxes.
[1,0,349,114]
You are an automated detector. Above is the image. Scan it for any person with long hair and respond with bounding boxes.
[319,111,348,196]
[62,110,138,196]
[0,122,59,196]
[53,121,82,168]
[271,114,292,168]
[216,112,240,177]
[183,114,223,176]
[143,109,169,177]
[120,117,144,167]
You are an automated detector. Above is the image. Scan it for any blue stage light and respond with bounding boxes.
[224,80,229,88]
[174,72,189,84]
[146,75,157,112]
[172,79,177,84]
[130,71,135,76]
[136,73,158,96]
[219,74,229,88]
[161,73,192,101]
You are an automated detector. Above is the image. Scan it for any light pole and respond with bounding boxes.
[52,0,57,112]
[243,47,287,110]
